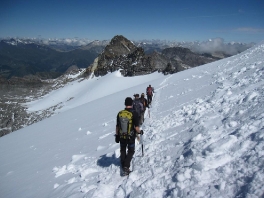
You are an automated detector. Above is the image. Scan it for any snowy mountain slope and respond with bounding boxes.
[0,42,264,198]
[25,71,164,113]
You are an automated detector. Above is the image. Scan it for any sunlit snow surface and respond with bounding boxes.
[25,70,163,113]
[0,42,264,198]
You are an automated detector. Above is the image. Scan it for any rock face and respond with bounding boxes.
[86,35,220,77]
[0,69,86,137]
[162,47,219,67]
[159,47,221,74]
[147,51,183,74]
[86,35,155,77]
[0,83,45,137]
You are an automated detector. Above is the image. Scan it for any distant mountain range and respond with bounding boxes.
[1,37,254,54]
[0,39,100,79]
[135,38,255,56]
[0,37,255,80]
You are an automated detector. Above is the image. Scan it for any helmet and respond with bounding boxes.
[141,93,145,96]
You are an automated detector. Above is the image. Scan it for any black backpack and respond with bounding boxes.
[133,99,142,116]
[140,98,146,109]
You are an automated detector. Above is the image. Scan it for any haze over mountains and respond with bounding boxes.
[1,36,254,54]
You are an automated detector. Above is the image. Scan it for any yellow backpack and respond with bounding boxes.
[118,110,133,139]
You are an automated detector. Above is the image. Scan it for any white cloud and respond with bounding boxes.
[190,37,254,55]
[234,27,264,33]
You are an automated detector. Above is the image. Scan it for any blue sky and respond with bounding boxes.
[1,0,263,43]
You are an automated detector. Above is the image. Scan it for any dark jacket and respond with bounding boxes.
[140,97,149,109]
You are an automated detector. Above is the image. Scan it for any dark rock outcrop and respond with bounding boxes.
[86,35,156,77]
[161,47,220,67]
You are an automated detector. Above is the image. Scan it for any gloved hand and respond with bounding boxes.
[115,134,120,143]
[140,130,144,135]
[136,134,140,142]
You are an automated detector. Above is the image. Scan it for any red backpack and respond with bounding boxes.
[147,87,152,96]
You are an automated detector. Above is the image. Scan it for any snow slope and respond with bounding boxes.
[25,70,163,113]
[0,42,264,198]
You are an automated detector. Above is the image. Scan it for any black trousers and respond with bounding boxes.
[147,95,152,104]
[120,138,135,168]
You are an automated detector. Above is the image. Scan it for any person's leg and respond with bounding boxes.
[120,140,127,168]
[123,142,135,168]
[147,95,151,104]
[141,111,145,124]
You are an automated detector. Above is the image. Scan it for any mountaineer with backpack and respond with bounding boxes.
[140,93,148,124]
[133,94,144,125]
[115,97,141,176]
[146,85,154,105]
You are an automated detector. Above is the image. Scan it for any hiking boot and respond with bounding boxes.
[121,161,125,169]
[123,167,131,176]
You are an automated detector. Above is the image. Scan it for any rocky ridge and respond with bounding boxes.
[0,69,86,137]
[85,35,154,77]
[85,35,221,77]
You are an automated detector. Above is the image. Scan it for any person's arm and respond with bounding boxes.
[115,114,120,143]
[133,112,141,134]
[116,126,119,135]
[145,98,149,108]
[116,114,119,135]
[134,126,140,134]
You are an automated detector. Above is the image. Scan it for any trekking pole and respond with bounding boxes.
[140,130,144,156]
[148,108,150,118]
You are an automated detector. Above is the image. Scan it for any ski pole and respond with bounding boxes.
[148,108,150,118]
[140,130,144,156]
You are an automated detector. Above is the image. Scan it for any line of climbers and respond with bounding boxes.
[115,85,154,176]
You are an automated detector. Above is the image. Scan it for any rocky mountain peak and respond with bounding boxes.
[106,35,137,55]
[86,35,154,77]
